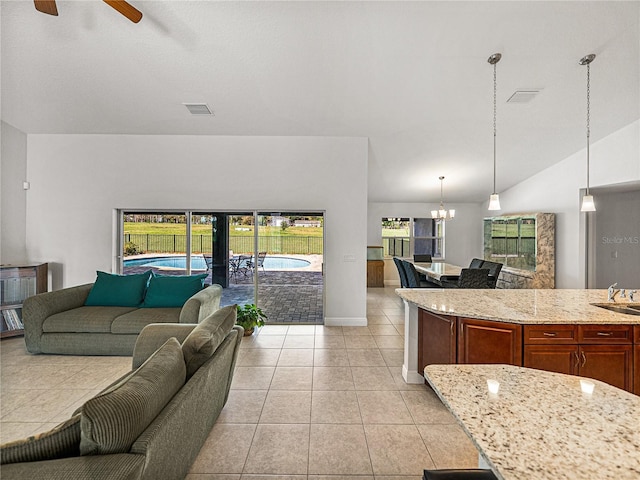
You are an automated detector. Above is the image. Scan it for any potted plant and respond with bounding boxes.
[236,304,267,336]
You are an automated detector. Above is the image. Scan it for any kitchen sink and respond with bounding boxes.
[591,303,640,316]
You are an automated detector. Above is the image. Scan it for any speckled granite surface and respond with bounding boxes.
[424,364,640,480]
[396,289,640,324]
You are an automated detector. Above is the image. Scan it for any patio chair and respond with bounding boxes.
[203,255,213,271]
[255,251,267,272]
[229,254,252,281]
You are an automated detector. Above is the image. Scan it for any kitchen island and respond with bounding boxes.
[396,289,640,394]
[424,364,640,480]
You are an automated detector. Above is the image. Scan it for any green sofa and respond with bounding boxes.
[22,283,223,355]
[1,305,243,480]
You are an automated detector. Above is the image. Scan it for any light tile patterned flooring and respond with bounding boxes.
[0,286,478,477]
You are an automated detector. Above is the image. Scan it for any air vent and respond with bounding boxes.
[183,103,214,115]
[506,90,541,104]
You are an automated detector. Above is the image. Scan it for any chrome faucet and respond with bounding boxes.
[630,290,637,302]
[607,283,619,302]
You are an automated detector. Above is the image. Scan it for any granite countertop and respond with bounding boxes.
[424,364,640,480]
[396,288,640,324]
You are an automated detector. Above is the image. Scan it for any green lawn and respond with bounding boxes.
[124,222,323,237]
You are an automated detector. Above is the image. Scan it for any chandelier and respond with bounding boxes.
[431,176,455,220]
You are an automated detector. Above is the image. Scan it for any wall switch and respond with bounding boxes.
[23,181,30,190]
[343,254,356,262]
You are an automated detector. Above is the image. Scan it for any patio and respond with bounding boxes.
[123,266,324,324]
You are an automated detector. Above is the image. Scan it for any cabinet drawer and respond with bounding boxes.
[578,325,633,344]
[524,325,577,344]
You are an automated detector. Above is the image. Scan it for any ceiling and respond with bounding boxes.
[2,1,639,203]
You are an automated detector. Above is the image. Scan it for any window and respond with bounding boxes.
[483,215,536,271]
[382,217,445,259]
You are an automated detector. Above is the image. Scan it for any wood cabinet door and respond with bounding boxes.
[457,317,522,366]
[418,309,456,374]
[634,345,640,396]
[523,345,579,375]
[578,345,634,392]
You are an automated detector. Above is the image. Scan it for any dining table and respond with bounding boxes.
[423,363,640,480]
[413,261,462,286]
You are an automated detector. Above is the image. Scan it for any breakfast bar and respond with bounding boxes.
[396,289,640,395]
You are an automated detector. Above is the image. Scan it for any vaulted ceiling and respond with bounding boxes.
[2,1,639,203]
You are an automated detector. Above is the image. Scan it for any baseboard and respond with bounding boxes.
[402,364,425,384]
[324,317,368,327]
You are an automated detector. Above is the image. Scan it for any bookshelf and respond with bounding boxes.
[1,263,48,338]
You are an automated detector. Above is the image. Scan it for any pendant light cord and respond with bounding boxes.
[586,62,591,195]
[493,61,497,195]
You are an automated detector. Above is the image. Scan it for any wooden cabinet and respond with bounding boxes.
[366,260,384,287]
[635,327,640,395]
[457,317,522,365]
[418,309,456,373]
[1,263,48,338]
[418,309,638,394]
[524,324,634,392]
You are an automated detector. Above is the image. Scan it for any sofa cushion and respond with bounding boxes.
[79,337,186,456]
[85,271,152,307]
[141,274,208,308]
[111,308,181,334]
[1,415,81,465]
[43,306,138,333]
[181,304,237,378]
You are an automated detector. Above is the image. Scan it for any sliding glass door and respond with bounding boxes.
[255,213,324,323]
[120,210,323,324]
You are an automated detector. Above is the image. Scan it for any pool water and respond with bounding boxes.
[124,255,310,270]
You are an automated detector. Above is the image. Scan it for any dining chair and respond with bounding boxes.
[481,261,503,288]
[469,258,484,269]
[443,268,490,289]
[402,260,439,288]
[393,257,409,288]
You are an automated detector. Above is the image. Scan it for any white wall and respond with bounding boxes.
[25,135,369,325]
[489,120,640,288]
[594,188,640,289]
[1,121,28,263]
[367,202,483,285]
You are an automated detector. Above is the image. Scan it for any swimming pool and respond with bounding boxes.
[123,255,311,270]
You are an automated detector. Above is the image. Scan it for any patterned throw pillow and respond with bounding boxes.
[1,415,81,465]
[79,337,186,455]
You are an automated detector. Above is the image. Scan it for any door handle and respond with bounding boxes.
[596,332,614,337]
[573,351,580,368]
[581,351,587,367]
[543,332,557,337]
[450,321,454,336]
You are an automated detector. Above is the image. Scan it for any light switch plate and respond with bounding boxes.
[343,254,356,262]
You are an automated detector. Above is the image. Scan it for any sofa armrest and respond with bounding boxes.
[179,284,223,324]
[0,453,144,480]
[132,323,197,369]
[22,283,93,354]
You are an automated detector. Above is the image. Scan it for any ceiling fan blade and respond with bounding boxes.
[34,0,58,16]
[103,0,142,23]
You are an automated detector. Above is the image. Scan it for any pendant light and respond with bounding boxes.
[431,176,455,220]
[580,54,596,212]
[488,53,502,211]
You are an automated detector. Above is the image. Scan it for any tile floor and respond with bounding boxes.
[0,286,479,478]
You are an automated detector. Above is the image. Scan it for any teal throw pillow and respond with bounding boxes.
[84,271,152,307]
[142,274,208,308]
